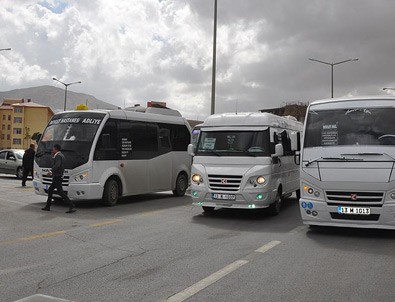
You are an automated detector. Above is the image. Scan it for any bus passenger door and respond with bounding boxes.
[119,121,149,195]
[148,126,172,192]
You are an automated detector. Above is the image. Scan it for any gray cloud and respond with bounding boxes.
[1,0,395,121]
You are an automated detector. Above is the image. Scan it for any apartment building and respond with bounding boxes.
[0,99,54,149]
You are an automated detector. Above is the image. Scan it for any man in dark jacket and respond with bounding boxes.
[42,144,76,213]
[22,144,35,187]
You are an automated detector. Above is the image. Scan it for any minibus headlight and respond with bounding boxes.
[73,172,89,182]
[192,174,203,183]
[256,176,266,184]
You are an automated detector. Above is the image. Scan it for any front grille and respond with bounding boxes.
[330,213,380,221]
[42,176,70,187]
[208,174,242,192]
[327,203,383,208]
[326,191,384,203]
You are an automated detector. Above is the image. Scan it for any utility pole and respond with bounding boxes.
[210,0,218,115]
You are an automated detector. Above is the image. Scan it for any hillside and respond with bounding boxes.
[0,85,118,112]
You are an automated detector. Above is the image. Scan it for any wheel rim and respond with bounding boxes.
[178,176,187,192]
[17,168,23,178]
[110,182,118,201]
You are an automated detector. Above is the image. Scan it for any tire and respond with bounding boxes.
[268,191,282,216]
[202,206,215,213]
[102,178,120,206]
[172,173,188,197]
[296,189,301,200]
[16,167,23,179]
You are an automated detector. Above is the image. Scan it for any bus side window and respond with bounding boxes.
[159,128,171,149]
[94,120,118,160]
[280,131,292,155]
[172,125,190,151]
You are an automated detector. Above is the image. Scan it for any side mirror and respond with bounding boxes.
[290,131,299,151]
[294,151,301,165]
[187,144,195,156]
[272,143,284,158]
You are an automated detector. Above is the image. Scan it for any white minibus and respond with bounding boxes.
[188,112,303,215]
[300,96,395,229]
[33,107,191,206]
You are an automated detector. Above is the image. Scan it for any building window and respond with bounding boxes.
[13,138,22,145]
[14,107,23,113]
[8,115,11,121]
[1,134,4,139]
[1,125,4,130]
[2,115,5,120]
[7,125,11,130]
[14,117,22,124]
[13,128,22,134]
[7,134,10,140]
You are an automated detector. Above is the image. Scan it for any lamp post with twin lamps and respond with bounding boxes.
[52,77,81,111]
[308,58,359,98]
[0,48,11,52]
[383,87,395,92]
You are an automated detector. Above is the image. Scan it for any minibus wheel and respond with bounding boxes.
[102,178,120,206]
[173,173,188,197]
[268,191,282,216]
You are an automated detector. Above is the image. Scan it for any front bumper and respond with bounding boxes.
[299,198,395,230]
[191,185,274,209]
[33,179,103,200]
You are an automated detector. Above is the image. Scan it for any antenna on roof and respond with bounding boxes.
[235,97,238,115]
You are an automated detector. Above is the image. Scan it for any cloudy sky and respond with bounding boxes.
[1,0,395,120]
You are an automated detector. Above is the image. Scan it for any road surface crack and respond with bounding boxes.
[40,247,149,290]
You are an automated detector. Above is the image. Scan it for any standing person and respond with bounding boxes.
[42,144,76,213]
[22,144,35,187]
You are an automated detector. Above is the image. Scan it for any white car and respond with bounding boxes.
[0,149,25,178]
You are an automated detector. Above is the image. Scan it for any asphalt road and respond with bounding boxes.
[0,175,394,302]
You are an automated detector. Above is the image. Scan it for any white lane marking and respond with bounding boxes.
[15,294,72,302]
[167,260,248,302]
[255,240,281,253]
[288,225,307,234]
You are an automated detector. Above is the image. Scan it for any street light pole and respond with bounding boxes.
[52,77,82,111]
[308,58,359,98]
[210,0,218,115]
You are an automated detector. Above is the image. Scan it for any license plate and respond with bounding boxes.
[337,206,370,215]
[212,193,236,201]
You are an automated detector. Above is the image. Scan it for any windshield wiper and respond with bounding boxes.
[198,150,221,156]
[305,156,363,167]
[341,152,395,161]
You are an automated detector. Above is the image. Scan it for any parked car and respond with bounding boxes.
[0,149,25,179]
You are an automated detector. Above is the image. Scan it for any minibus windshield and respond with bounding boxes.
[197,130,271,157]
[35,112,106,169]
[304,108,395,147]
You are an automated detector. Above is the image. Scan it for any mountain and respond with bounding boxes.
[0,85,118,112]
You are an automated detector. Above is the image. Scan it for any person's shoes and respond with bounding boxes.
[22,184,26,187]
[66,209,76,214]
[41,207,50,211]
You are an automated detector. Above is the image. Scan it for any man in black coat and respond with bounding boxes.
[42,144,76,213]
[22,144,35,187]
